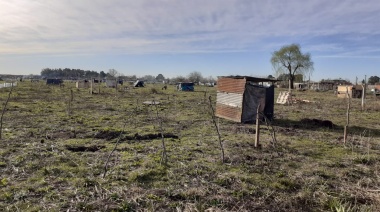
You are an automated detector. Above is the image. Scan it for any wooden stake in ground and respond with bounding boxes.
[90,79,93,95]
[361,84,366,111]
[255,103,261,148]
[98,76,101,94]
[0,85,13,140]
[208,96,225,163]
[344,86,351,144]
[115,79,118,94]
[153,100,168,165]
[67,89,73,116]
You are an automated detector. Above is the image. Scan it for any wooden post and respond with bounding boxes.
[90,79,93,94]
[361,75,366,111]
[0,85,13,139]
[98,76,101,94]
[174,94,177,112]
[70,89,74,102]
[67,89,73,116]
[115,79,117,94]
[361,85,365,111]
[255,103,261,148]
[344,87,350,144]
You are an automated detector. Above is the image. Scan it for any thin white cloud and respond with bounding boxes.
[1,0,380,56]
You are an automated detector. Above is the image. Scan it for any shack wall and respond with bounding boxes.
[217,77,246,94]
[76,81,90,88]
[215,77,246,122]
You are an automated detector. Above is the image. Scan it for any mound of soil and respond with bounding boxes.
[94,130,122,140]
[277,127,299,136]
[300,118,335,129]
[125,133,179,140]
[93,130,179,141]
[65,145,105,152]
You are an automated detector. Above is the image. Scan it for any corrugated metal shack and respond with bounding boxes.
[216,76,277,123]
[337,85,363,98]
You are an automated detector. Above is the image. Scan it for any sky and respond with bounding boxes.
[1,0,380,82]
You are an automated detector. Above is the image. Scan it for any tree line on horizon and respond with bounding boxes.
[40,68,106,79]
[40,68,216,84]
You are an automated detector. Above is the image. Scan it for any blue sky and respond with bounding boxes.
[1,0,380,82]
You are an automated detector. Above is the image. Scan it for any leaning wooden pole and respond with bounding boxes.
[208,96,225,163]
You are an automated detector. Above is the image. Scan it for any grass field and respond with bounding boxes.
[0,81,379,211]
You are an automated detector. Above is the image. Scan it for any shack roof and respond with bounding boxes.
[218,76,278,83]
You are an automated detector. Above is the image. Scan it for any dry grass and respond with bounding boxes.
[0,81,379,211]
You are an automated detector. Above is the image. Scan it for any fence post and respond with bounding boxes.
[98,77,101,94]
[90,80,93,94]
[361,84,366,111]
[255,103,261,148]
[344,87,350,144]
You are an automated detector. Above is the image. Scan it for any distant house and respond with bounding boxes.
[0,82,17,89]
[309,79,351,91]
[76,80,90,88]
[46,79,63,85]
[337,85,363,98]
[215,76,277,123]
[294,83,308,90]
[311,81,335,91]
[177,82,194,91]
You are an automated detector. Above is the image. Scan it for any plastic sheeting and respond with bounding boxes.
[241,84,274,123]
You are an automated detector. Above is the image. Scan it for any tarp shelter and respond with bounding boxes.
[215,76,277,123]
[177,82,194,91]
[46,79,63,85]
[134,80,144,87]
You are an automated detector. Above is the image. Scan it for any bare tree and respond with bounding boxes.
[188,71,203,83]
[107,69,118,79]
[172,75,187,83]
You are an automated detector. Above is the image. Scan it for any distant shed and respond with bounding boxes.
[216,76,277,123]
[134,80,144,87]
[46,79,63,85]
[177,82,194,91]
[337,85,363,98]
[76,80,90,88]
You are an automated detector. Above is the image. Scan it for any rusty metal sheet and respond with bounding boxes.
[217,77,246,94]
[215,103,242,122]
[216,92,243,108]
